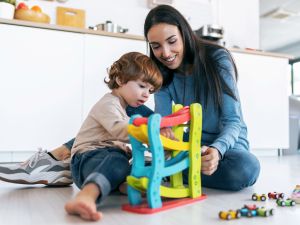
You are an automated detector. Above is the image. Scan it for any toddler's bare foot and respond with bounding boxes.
[65,195,102,221]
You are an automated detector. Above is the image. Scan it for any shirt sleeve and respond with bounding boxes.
[154,86,173,117]
[209,49,244,157]
[92,102,129,140]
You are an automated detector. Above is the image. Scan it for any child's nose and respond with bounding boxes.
[143,91,150,98]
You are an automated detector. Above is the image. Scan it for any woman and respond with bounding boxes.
[144,5,260,191]
[0,5,260,191]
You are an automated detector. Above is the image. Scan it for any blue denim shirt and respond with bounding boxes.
[154,48,249,157]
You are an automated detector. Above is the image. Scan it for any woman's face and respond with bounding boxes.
[147,23,184,70]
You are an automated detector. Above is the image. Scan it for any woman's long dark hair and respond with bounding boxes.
[144,5,238,111]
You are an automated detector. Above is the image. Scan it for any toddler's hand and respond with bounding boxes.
[160,127,176,140]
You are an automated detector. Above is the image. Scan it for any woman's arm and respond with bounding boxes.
[209,49,245,157]
[154,87,173,116]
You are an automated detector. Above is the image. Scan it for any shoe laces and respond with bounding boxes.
[25,148,48,168]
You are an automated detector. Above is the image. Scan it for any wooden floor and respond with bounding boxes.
[0,155,299,225]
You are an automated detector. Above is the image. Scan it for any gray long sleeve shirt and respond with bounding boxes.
[154,48,249,157]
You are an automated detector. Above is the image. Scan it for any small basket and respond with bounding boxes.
[14,9,50,24]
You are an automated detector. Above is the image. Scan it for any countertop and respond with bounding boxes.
[0,18,144,41]
[0,18,293,59]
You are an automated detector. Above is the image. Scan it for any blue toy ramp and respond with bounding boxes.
[122,194,207,214]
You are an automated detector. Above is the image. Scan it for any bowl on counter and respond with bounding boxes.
[14,9,50,24]
[0,2,15,19]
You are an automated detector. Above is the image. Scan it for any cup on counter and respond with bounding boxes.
[0,2,15,19]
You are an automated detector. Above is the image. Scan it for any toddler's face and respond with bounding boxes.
[119,79,154,107]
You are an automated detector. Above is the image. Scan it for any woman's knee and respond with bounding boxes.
[224,150,260,190]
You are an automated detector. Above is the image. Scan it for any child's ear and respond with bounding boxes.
[116,77,123,86]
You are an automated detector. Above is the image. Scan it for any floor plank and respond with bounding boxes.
[0,155,299,225]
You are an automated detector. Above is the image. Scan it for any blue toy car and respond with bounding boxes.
[240,204,258,217]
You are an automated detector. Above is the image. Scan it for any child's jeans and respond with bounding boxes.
[71,147,131,205]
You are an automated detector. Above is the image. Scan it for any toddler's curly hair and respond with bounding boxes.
[105,52,162,93]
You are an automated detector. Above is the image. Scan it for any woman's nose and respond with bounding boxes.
[161,46,171,58]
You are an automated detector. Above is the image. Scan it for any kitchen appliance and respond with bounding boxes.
[89,21,129,33]
[195,24,224,43]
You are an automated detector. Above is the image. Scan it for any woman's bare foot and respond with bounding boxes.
[118,182,128,195]
[65,183,102,221]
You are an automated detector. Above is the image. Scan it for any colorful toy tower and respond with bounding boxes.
[122,103,206,214]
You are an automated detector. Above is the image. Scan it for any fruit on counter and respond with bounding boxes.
[31,5,42,13]
[16,2,29,10]
[14,3,50,24]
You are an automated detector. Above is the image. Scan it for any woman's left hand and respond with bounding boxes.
[201,146,221,175]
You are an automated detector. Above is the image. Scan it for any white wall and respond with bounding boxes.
[213,0,259,49]
[18,0,259,48]
[19,0,212,35]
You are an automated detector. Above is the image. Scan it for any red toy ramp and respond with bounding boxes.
[122,194,207,214]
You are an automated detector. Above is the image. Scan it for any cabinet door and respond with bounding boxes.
[83,35,152,117]
[233,52,289,149]
[0,24,83,151]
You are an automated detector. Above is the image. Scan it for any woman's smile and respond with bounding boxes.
[147,23,184,70]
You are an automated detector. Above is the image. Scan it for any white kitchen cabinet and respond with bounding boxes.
[232,52,290,150]
[0,24,83,152]
[83,34,150,117]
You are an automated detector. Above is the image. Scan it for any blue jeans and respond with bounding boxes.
[71,148,131,205]
[183,149,260,191]
[64,104,260,192]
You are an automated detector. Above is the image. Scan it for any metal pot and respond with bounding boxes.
[92,21,129,33]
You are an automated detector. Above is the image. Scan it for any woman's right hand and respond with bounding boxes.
[201,146,221,175]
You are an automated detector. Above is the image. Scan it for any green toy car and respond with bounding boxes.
[256,207,274,217]
[276,198,296,206]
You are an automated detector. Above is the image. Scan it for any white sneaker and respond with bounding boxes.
[0,148,72,186]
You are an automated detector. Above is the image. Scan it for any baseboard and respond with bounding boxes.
[250,149,279,157]
[0,151,36,163]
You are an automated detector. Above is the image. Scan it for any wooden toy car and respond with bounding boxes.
[291,185,300,204]
[256,207,274,217]
[268,192,284,199]
[219,210,241,220]
[240,205,257,217]
[276,198,296,206]
[252,193,267,201]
